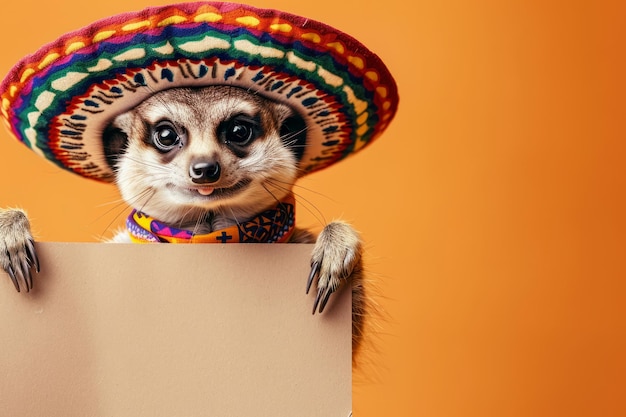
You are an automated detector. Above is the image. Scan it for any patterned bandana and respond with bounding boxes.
[126,195,296,244]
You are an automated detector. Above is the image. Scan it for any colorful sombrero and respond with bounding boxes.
[0,2,398,182]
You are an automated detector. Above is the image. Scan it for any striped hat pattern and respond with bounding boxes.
[0,2,398,182]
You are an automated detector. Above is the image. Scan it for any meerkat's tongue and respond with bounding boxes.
[197,187,215,196]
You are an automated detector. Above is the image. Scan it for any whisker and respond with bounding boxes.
[179,205,199,230]
[120,154,174,174]
[135,188,157,213]
[280,127,308,145]
[227,206,241,228]
[261,183,288,230]
[266,177,337,201]
[94,194,130,208]
[261,183,281,205]
[265,179,327,226]
[190,209,212,237]
[91,186,151,223]
[95,187,155,240]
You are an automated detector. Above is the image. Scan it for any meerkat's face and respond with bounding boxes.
[103,86,307,227]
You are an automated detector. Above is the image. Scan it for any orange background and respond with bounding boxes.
[1,1,624,416]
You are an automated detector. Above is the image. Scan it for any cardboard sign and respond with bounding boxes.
[0,243,351,416]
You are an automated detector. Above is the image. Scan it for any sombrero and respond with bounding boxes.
[0,2,398,182]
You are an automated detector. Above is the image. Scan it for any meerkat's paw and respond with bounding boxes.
[306,221,362,314]
[0,208,39,292]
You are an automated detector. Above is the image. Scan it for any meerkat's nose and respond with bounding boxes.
[189,160,221,184]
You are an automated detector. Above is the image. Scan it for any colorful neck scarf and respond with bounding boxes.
[126,195,296,244]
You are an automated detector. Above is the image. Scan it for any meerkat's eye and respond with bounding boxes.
[219,115,259,147]
[153,121,183,152]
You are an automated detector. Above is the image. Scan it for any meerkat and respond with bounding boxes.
[0,4,399,372]
[0,85,367,353]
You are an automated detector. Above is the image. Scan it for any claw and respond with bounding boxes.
[312,286,324,315]
[26,239,39,273]
[318,286,334,314]
[7,264,20,292]
[14,258,27,292]
[21,256,32,292]
[312,286,335,314]
[306,261,320,294]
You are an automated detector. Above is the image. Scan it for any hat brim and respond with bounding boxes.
[1,2,398,182]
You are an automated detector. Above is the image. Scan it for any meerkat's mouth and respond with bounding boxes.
[185,178,252,199]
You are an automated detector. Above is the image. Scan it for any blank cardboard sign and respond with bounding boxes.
[0,243,351,417]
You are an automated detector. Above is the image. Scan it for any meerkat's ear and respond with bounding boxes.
[275,103,308,162]
[102,112,133,170]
